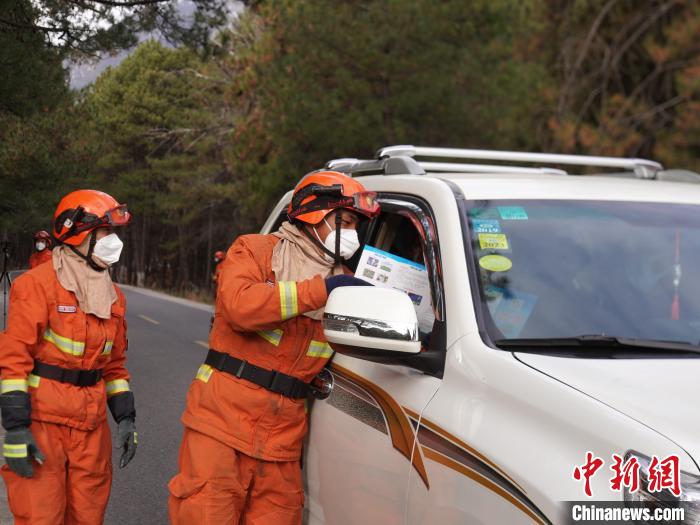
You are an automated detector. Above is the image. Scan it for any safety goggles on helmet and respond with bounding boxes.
[56,204,131,242]
[288,184,380,220]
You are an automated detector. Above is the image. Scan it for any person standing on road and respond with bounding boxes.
[212,250,225,285]
[168,171,380,524]
[28,230,53,269]
[0,189,138,524]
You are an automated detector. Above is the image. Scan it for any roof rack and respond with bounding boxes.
[325,156,425,175]
[420,162,567,176]
[377,145,664,179]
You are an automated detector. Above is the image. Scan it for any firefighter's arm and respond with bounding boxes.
[219,238,328,332]
[0,274,47,388]
[0,274,47,431]
[104,288,135,423]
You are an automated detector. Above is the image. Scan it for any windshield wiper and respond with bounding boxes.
[495,335,700,354]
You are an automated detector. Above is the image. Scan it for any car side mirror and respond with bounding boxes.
[323,286,421,355]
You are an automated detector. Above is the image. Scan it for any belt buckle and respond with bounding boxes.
[234,360,247,378]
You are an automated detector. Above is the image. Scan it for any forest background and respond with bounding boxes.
[2,0,699,299]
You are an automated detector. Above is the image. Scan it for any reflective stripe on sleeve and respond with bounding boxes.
[195,364,213,383]
[28,374,40,388]
[1,379,28,393]
[3,443,27,458]
[102,341,114,355]
[43,328,85,356]
[105,379,130,397]
[306,340,334,359]
[257,329,283,347]
[278,281,299,320]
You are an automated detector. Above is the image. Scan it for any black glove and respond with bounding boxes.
[108,390,137,468]
[107,390,136,423]
[325,275,373,295]
[116,417,137,468]
[0,390,31,431]
[3,427,44,478]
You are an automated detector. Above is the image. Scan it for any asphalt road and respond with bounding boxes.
[103,286,213,525]
[0,284,214,525]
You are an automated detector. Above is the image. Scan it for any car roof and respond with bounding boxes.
[430,172,700,204]
[350,171,700,206]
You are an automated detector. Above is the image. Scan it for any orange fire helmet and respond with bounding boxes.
[33,230,51,242]
[53,190,131,246]
[287,171,380,225]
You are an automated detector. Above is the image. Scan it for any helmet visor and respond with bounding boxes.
[352,191,380,218]
[104,205,131,227]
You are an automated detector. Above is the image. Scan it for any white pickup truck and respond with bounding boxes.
[261,146,700,525]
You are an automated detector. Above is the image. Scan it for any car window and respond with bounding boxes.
[465,199,700,347]
[362,211,436,339]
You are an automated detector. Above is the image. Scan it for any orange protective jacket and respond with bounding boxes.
[0,262,131,431]
[182,234,332,461]
[28,250,52,269]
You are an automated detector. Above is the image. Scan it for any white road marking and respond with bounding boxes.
[138,314,160,325]
[194,340,209,349]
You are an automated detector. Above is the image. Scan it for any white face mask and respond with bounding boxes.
[35,242,46,251]
[93,233,123,266]
[315,217,360,262]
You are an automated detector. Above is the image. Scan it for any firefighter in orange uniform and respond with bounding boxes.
[212,250,225,285]
[0,190,138,524]
[168,171,380,524]
[28,231,53,269]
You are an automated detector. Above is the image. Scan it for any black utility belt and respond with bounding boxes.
[205,349,310,399]
[32,360,103,387]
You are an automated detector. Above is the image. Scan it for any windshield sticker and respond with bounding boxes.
[485,285,538,338]
[471,219,501,234]
[498,206,528,220]
[478,233,509,250]
[468,208,500,219]
[479,255,512,272]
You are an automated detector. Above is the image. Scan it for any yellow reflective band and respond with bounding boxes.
[306,340,334,359]
[257,329,283,347]
[102,340,114,355]
[3,443,27,458]
[28,374,40,388]
[279,281,298,320]
[44,328,85,356]
[195,364,213,383]
[133,432,138,445]
[105,379,130,397]
[1,379,28,393]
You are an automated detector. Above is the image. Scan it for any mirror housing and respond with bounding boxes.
[323,287,421,355]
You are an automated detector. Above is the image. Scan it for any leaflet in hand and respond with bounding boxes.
[354,245,434,333]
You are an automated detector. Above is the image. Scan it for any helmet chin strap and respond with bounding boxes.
[300,215,342,266]
[334,212,342,266]
[67,231,106,272]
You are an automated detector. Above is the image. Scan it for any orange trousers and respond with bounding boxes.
[168,428,303,525]
[1,419,112,525]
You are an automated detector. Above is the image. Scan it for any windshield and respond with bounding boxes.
[465,200,700,347]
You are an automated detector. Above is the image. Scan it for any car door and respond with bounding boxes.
[299,194,447,525]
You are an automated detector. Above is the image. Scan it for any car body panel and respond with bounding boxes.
[515,352,700,471]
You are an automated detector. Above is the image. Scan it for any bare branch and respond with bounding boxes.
[558,0,620,116]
